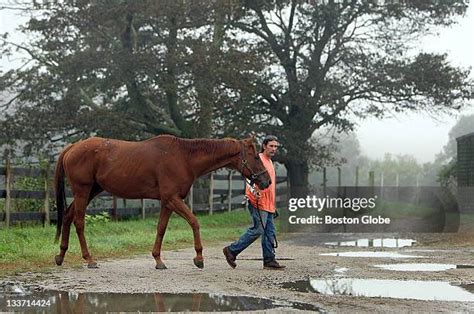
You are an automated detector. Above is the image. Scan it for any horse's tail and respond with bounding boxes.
[54,144,73,242]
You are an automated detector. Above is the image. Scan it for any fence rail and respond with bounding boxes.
[1,160,289,227]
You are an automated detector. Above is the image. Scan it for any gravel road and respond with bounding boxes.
[5,232,474,312]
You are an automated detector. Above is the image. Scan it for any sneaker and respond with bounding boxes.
[223,246,236,269]
[263,260,286,270]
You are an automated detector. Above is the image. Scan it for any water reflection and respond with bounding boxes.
[308,278,474,302]
[325,238,416,248]
[0,285,320,312]
[320,252,423,258]
[374,263,474,272]
[283,278,474,302]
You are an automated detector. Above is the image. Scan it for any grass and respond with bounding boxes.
[0,210,252,276]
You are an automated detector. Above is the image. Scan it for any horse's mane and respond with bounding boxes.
[176,137,240,156]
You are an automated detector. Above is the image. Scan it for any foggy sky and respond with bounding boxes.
[356,4,474,163]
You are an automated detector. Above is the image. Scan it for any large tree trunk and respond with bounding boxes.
[285,158,310,198]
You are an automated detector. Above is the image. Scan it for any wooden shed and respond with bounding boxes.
[457,132,474,213]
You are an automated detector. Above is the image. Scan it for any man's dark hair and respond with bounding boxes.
[260,135,278,152]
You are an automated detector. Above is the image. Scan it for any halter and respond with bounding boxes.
[240,142,268,186]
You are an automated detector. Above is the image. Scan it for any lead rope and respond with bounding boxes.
[255,196,278,251]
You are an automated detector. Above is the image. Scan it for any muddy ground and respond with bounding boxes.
[4,232,474,313]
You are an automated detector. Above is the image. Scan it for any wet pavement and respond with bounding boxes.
[3,232,474,312]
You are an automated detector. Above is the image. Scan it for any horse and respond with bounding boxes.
[53,134,271,269]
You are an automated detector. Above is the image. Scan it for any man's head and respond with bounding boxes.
[261,135,279,158]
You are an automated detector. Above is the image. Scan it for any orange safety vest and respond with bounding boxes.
[245,153,276,213]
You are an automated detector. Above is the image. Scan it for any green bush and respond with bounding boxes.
[85,211,111,224]
[14,170,44,212]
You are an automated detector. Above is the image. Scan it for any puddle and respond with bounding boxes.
[281,278,474,302]
[321,252,424,258]
[0,283,320,312]
[334,267,349,274]
[374,263,474,272]
[325,238,416,248]
[281,280,317,293]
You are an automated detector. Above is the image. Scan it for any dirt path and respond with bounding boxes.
[5,233,474,312]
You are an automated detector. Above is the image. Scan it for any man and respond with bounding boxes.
[223,135,286,270]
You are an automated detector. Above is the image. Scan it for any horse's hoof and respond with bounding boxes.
[155,263,167,270]
[193,258,204,269]
[55,255,63,266]
[87,262,99,268]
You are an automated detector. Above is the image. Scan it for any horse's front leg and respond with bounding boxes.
[152,206,172,269]
[168,196,204,269]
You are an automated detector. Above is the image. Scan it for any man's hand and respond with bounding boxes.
[254,188,261,200]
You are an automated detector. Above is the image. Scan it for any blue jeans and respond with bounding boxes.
[229,202,276,263]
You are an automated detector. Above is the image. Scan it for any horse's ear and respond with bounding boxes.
[248,132,256,141]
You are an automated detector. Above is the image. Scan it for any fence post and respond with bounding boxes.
[279,176,289,233]
[227,170,233,212]
[141,199,145,220]
[355,166,359,187]
[369,171,375,186]
[112,195,117,220]
[322,167,327,195]
[416,173,420,205]
[395,173,400,201]
[44,162,50,226]
[369,171,375,197]
[380,172,384,201]
[337,167,342,188]
[4,149,11,228]
[337,167,342,197]
[209,172,214,215]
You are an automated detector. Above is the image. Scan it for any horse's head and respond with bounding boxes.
[239,136,271,190]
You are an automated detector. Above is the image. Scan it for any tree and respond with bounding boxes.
[225,0,472,196]
[0,0,228,154]
[1,1,473,198]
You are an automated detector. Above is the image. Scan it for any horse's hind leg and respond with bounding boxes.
[168,196,204,269]
[74,194,96,268]
[55,201,76,265]
[56,183,103,266]
[152,206,172,269]
[73,183,103,268]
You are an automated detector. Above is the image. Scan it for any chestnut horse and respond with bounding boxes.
[54,135,270,269]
